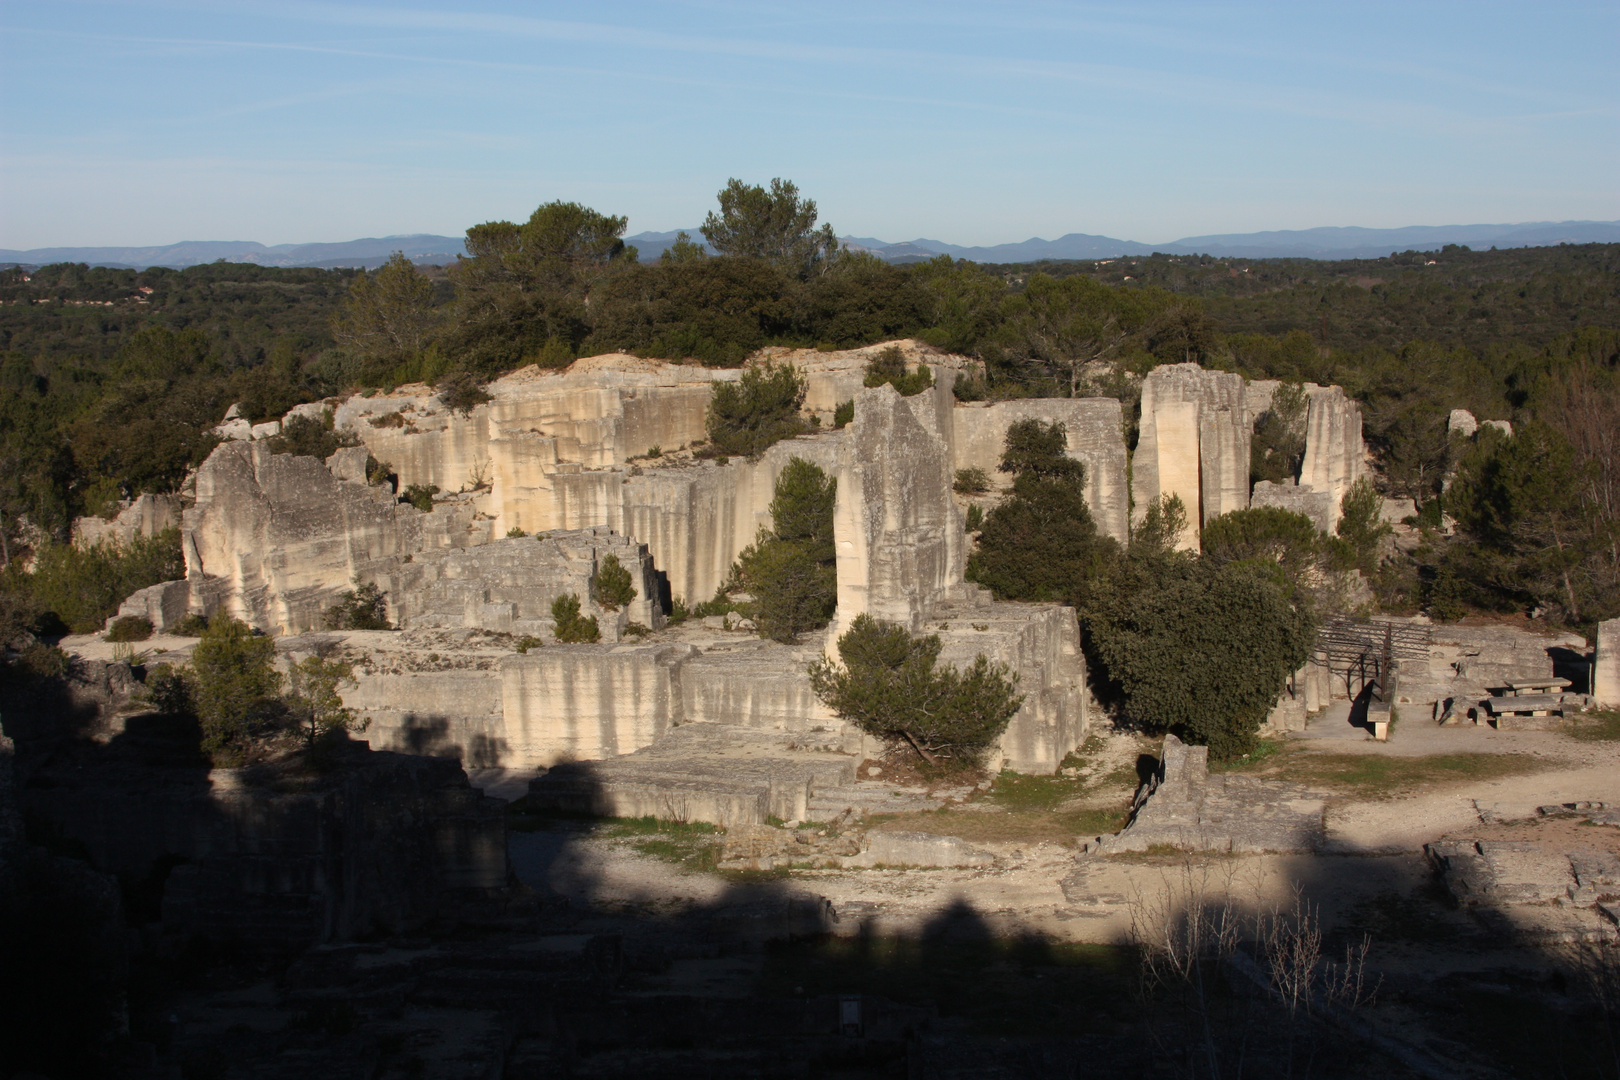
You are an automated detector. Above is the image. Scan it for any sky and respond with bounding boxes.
[1,1,1616,249]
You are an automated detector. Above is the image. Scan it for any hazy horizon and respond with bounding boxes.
[2,2,1615,250]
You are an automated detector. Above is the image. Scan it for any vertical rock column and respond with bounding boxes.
[830,381,964,644]
[1596,619,1620,709]
[1299,386,1366,531]
[1131,364,1251,550]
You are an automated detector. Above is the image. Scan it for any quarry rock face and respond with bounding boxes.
[832,379,965,637]
[1298,383,1366,530]
[1132,364,1251,549]
[105,351,1387,824]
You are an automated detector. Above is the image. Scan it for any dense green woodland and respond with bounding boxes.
[1,190,1616,638]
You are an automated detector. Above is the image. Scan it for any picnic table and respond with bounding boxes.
[1500,677,1572,697]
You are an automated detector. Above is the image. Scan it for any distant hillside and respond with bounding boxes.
[0,234,466,270]
[5,221,1617,271]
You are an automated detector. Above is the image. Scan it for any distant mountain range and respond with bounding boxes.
[5,221,1617,270]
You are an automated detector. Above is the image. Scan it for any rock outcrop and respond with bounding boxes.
[71,492,182,549]
[1091,735,1325,854]
[1596,618,1619,709]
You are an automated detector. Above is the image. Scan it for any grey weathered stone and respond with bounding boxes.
[1595,618,1620,708]
[525,722,858,827]
[1299,384,1366,531]
[843,830,994,869]
[1092,735,1325,854]
[1250,479,1336,534]
[1447,408,1479,438]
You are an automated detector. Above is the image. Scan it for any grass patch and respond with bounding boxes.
[757,935,1137,1038]
[1209,738,1280,772]
[1263,750,1545,796]
[1567,710,1620,742]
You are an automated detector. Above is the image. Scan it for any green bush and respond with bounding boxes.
[1201,506,1323,583]
[833,399,854,428]
[514,635,543,653]
[966,420,1117,605]
[104,615,152,642]
[808,614,1024,766]
[365,455,396,487]
[953,466,990,494]
[862,346,934,396]
[735,458,837,643]
[266,410,358,459]
[402,484,439,512]
[705,361,808,458]
[13,529,184,634]
[965,504,984,532]
[1085,559,1315,760]
[323,581,391,630]
[551,593,600,643]
[190,617,284,762]
[435,371,493,416]
[286,655,365,752]
[593,553,637,611]
[1335,476,1392,574]
[171,613,209,636]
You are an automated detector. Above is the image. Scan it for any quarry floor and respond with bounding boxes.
[506,706,1620,981]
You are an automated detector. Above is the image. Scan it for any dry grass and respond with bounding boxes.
[1254,747,1546,796]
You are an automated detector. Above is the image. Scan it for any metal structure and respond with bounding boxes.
[1312,617,1432,699]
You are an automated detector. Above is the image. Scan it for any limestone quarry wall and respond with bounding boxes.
[832,377,966,638]
[72,492,182,549]
[499,643,696,766]
[952,399,1129,544]
[1299,384,1366,530]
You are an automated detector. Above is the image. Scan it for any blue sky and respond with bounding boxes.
[1,1,1615,248]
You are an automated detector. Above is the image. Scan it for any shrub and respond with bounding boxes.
[104,615,152,642]
[1201,506,1322,584]
[514,635,543,653]
[402,484,439,512]
[190,617,283,761]
[623,622,651,638]
[551,593,600,643]
[705,361,808,458]
[809,614,1024,766]
[966,420,1116,605]
[735,458,837,643]
[965,504,984,532]
[1085,559,1315,760]
[594,553,637,611]
[506,526,528,538]
[286,655,366,752]
[1335,476,1392,574]
[952,372,988,401]
[267,410,358,459]
[862,346,934,396]
[645,445,662,458]
[436,371,493,416]
[18,529,184,634]
[833,399,854,428]
[171,613,209,636]
[953,466,991,494]
[365,455,396,487]
[323,581,391,630]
